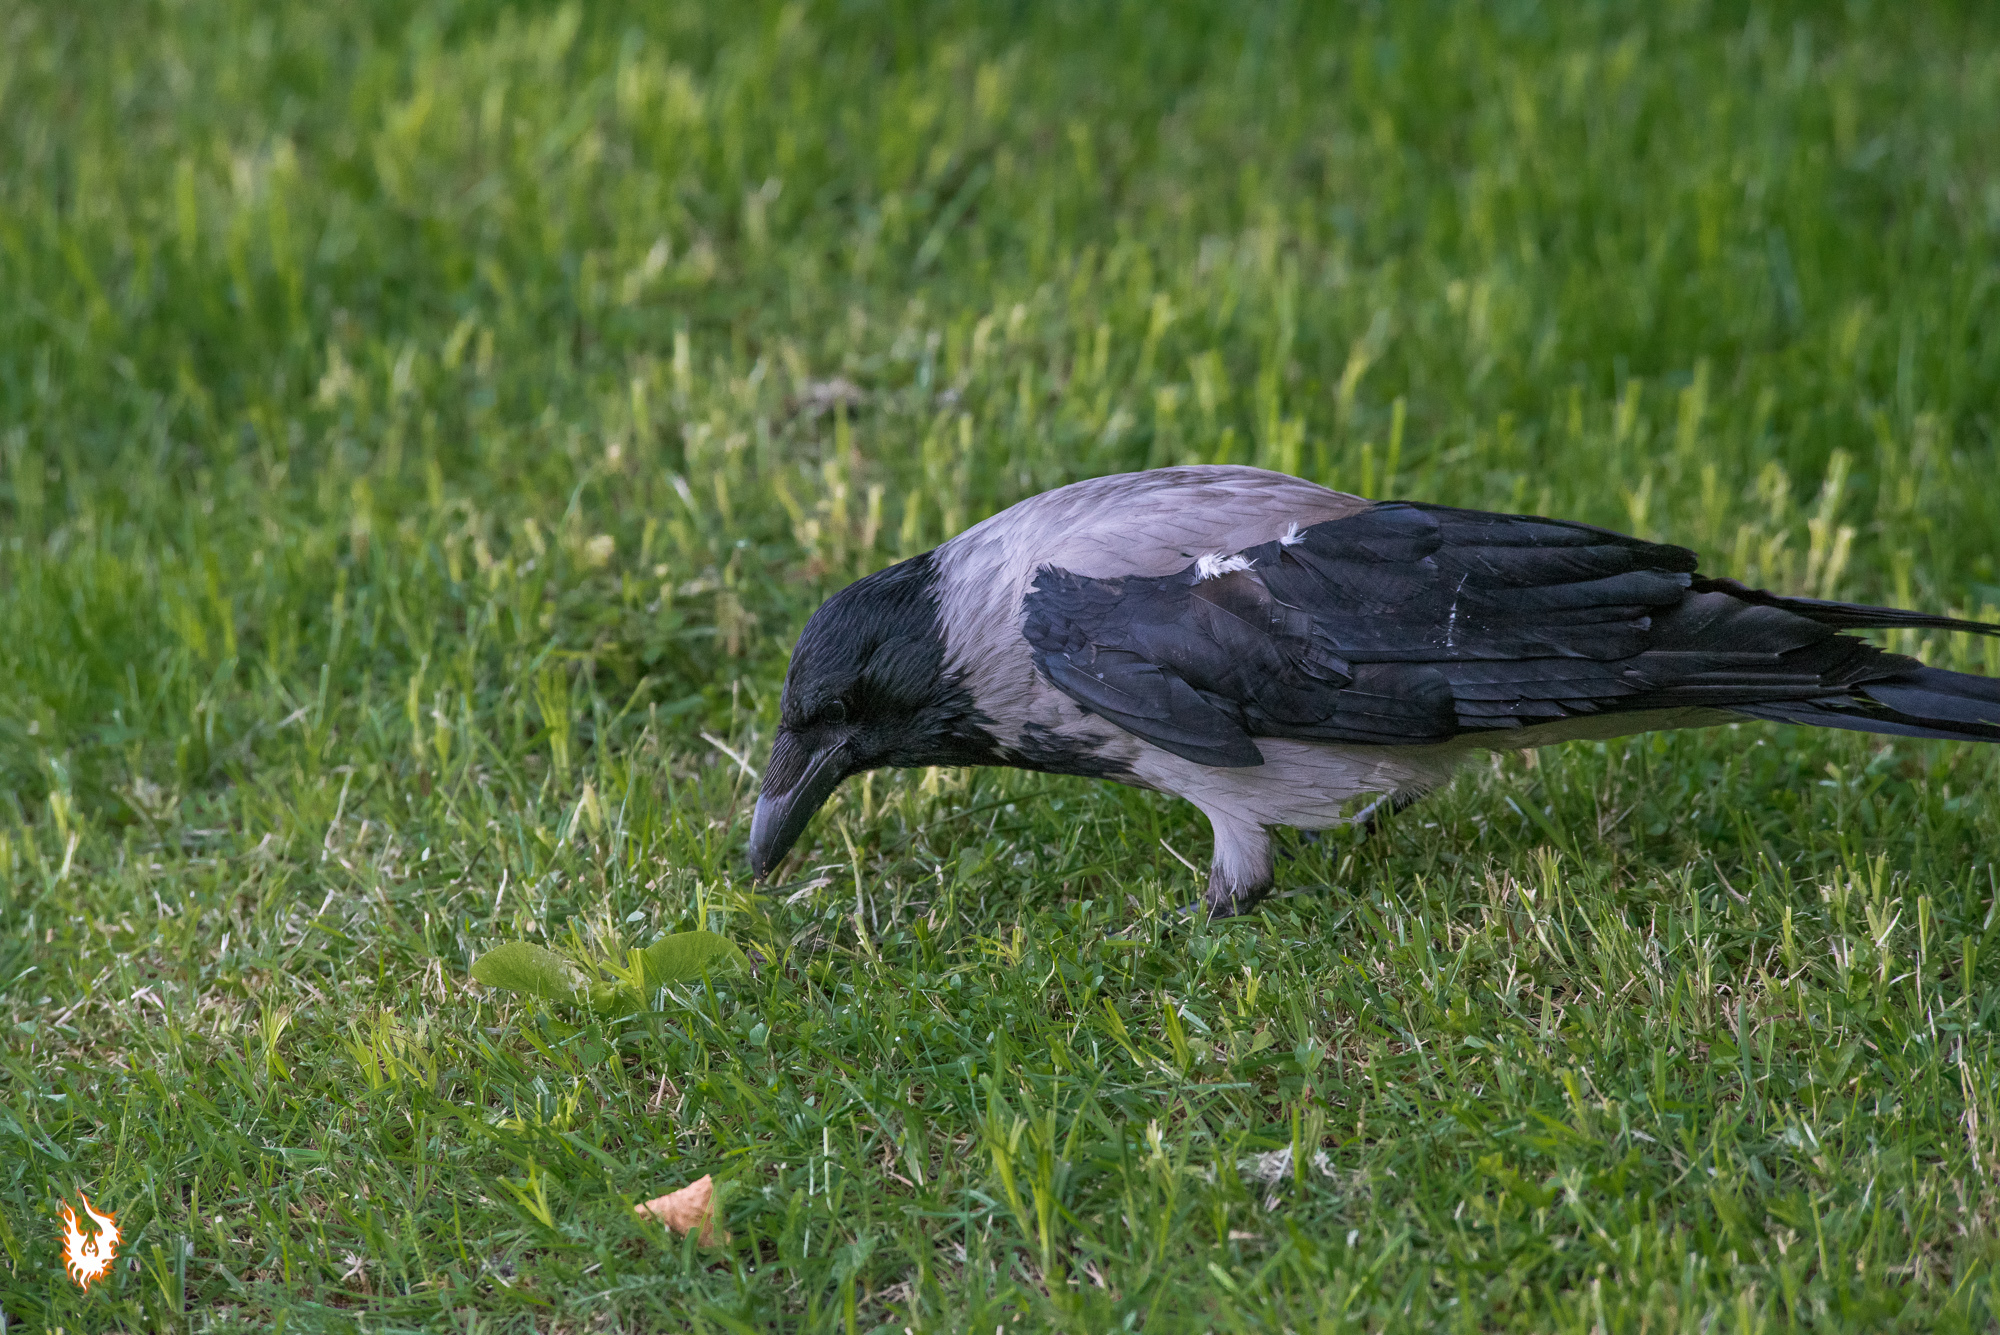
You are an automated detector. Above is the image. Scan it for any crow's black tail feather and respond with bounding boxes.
[1699,577,2000,743]
[1693,577,2000,638]
[1734,666,2000,744]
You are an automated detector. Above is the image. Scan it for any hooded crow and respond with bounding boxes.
[749,466,2000,917]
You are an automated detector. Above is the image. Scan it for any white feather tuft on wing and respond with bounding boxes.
[1194,552,1254,581]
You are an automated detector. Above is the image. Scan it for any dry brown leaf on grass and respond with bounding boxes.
[635,1175,726,1246]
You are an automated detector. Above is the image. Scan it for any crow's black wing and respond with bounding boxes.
[1021,502,1996,766]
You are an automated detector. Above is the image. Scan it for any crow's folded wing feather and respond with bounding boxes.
[1021,502,1977,766]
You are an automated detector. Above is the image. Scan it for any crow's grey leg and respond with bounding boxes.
[1202,864,1274,919]
[1200,813,1274,920]
[1280,788,1425,858]
[1205,788,1429,920]
[1350,787,1425,842]
[1155,790,1431,928]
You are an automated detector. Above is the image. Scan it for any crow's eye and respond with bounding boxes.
[819,699,848,726]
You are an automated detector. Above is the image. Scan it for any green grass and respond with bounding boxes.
[6,0,2000,1329]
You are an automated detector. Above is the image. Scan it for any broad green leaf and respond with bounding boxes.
[470,942,585,1002]
[587,982,642,1017]
[638,931,750,987]
[470,933,746,1013]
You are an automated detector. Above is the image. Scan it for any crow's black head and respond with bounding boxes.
[748,553,987,878]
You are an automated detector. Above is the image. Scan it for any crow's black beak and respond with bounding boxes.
[748,729,851,879]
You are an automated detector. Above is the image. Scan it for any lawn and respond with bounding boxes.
[6,0,2000,1329]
